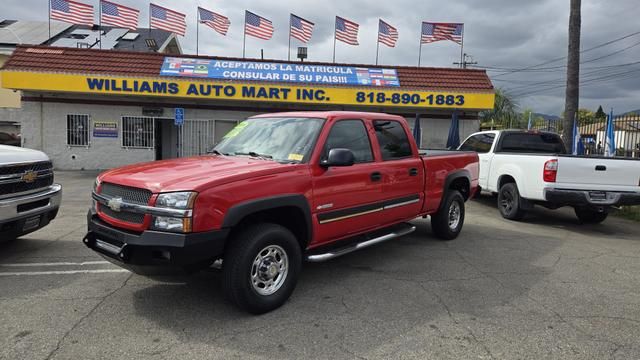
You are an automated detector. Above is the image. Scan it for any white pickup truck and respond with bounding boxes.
[0,145,62,241]
[459,130,640,223]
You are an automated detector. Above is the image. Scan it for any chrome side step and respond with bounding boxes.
[306,224,416,262]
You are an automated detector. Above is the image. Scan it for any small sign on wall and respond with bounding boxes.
[93,121,118,138]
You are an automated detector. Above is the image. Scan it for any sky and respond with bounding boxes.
[4,0,640,115]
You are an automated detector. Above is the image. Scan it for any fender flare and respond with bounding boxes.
[439,170,472,211]
[222,194,313,246]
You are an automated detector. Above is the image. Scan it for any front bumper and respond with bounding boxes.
[83,212,229,275]
[0,184,62,239]
[544,188,640,207]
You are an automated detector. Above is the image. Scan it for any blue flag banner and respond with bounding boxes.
[604,109,616,157]
[571,117,584,155]
[412,114,421,148]
[446,111,460,149]
[159,57,401,87]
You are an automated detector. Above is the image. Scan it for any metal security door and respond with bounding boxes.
[178,119,239,158]
[178,119,215,157]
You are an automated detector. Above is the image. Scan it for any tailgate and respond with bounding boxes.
[556,156,640,190]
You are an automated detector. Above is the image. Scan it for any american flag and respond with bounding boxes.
[100,0,139,30]
[335,16,359,45]
[290,14,314,43]
[421,22,464,45]
[245,11,274,40]
[150,3,186,36]
[198,7,230,36]
[50,0,94,26]
[378,19,398,47]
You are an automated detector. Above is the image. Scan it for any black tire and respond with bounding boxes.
[574,207,609,224]
[498,183,526,220]
[0,235,17,244]
[222,223,301,314]
[431,190,465,240]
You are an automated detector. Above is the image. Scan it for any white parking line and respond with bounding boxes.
[0,261,111,267]
[0,269,129,276]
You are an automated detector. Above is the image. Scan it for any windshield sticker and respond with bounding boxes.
[223,121,248,139]
[287,153,304,161]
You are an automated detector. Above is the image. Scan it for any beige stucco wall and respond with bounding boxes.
[0,54,21,108]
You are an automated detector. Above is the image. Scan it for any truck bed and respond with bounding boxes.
[419,149,477,157]
[419,150,480,213]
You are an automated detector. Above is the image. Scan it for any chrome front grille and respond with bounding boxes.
[0,161,54,197]
[99,183,152,224]
[100,183,152,205]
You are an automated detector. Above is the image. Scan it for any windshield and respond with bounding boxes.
[213,117,324,162]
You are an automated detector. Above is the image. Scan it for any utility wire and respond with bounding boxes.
[487,30,640,78]
[505,63,640,92]
[511,67,640,97]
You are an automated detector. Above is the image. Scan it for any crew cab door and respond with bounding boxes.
[371,120,424,221]
[459,132,496,190]
[310,119,386,245]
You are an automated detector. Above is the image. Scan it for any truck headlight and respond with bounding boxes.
[155,192,197,209]
[151,192,197,233]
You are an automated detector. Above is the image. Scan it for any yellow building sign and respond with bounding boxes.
[1,71,495,110]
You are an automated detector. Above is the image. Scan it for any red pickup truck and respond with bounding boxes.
[84,111,479,313]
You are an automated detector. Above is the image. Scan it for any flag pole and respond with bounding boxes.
[332,16,337,63]
[98,0,102,49]
[48,0,51,42]
[196,8,199,56]
[418,22,424,66]
[375,20,380,65]
[459,24,465,68]
[288,14,292,61]
[148,3,151,37]
[242,11,247,58]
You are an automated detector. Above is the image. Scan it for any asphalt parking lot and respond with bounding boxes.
[1,171,639,360]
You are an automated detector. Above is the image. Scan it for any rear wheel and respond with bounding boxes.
[431,190,465,240]
[498,183,526,220]
[222,223,301,314]
[0,235,16,244]
[574,207,609,224]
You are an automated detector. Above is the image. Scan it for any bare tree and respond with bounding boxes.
[563,0,581,150]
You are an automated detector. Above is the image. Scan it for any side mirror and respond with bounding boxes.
[321,148,355,167]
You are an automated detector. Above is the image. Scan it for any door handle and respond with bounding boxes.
[595,165,606,171]
[409,168,418,176]
[370,172,382,182]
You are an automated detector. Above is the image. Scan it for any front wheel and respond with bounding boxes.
[431,190,465,240]
[574,207,609,224]
[222,223,301,314]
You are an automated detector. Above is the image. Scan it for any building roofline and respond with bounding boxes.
[9,44,491,75]
[2,44,494,93]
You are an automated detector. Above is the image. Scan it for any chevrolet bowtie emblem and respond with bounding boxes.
[107,197,123,212]
[21,170,38,183]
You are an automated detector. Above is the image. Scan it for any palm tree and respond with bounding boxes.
[480,88,519,129]
[563,0,581,151]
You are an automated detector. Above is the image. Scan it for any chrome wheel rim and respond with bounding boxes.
[448,201,461,230]
[251,245,289,296]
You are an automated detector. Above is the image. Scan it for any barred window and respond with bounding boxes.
[122,117,154,149]
[67,114,90,146]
